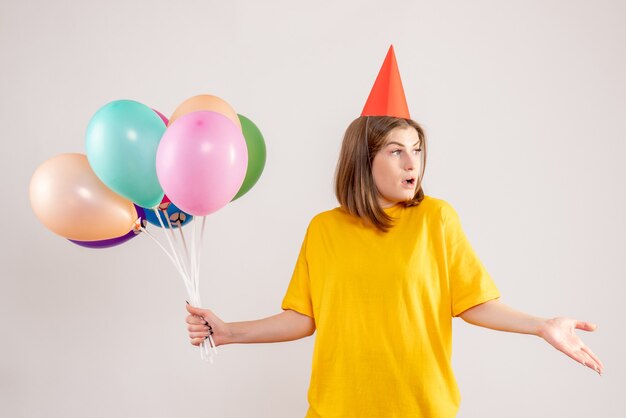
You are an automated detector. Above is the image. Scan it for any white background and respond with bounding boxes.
[1,0,623,417]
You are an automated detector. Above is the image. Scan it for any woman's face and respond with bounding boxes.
[371,126,422,208]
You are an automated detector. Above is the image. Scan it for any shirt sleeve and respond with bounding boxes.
[281,223,315,319]
[441,201,501,317]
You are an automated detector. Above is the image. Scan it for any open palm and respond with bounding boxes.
[539,317,604,375]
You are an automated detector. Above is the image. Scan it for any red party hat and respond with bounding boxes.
[361,45,411,119]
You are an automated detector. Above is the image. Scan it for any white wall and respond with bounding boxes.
[1,0,623,416]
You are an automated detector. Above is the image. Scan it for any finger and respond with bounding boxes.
[186,303,205,315]
[581,346,604,372]
[186,304,213,319]
[575,321,597,332]
[186,315,206,325]
[186,304,203,316]
[573,348,600,373]
[187,324,210,332]
[189,331,210,339]
[579,350,600,373]
[190,337,204,346]
[559,344,588,366]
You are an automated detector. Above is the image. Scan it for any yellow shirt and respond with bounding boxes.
[281,195,501,418]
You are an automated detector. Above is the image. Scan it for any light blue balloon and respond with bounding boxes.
[86,100,165,208]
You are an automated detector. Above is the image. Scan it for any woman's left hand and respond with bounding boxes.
[538,317,604,375]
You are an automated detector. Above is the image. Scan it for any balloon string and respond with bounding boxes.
[163,209,191,277]
[176,220,191,265]
[161,209,190,279]
[195,218,203,302]
[139,226,174,262]
[208,335,217,357]
[140,226,193,297]
[152,207,217,364]
[196,216,217,357]
[193,219,203,319]
[142,214,214,363]
[194,291,213,363]
[196,216,207,285]
[152,208,195,301]
[191,217,198,301]
[187,218,213,362]
[153,207,188,281]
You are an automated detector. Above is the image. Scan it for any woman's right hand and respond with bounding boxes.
[185,303,233,347]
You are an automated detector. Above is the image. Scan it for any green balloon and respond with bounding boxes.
[232,114,267,201]
[85,100,165,208]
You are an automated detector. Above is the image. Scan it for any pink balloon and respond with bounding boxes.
[156,111,248,215]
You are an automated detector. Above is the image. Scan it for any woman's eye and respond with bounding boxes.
[391,149,401,156]
[413,148,422,154]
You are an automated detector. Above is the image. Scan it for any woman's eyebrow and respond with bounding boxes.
[386,141,421,147]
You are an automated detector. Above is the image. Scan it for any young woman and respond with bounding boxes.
[185,49,603,417]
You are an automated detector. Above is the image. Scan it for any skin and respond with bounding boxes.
[185,126,604,376]
[371,126,422,207]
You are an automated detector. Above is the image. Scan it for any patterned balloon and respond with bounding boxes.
[142,196,193,228]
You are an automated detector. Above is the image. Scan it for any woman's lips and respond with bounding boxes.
[401,178,416,189]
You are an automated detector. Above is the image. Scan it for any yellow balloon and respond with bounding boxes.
[169,94,241,129]
[30,153,138,241]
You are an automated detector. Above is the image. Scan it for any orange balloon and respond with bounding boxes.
[29,153,138,241]
[168,94,242,129]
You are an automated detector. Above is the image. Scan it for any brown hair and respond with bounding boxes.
[334,116,427,232]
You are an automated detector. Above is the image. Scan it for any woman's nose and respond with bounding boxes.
[403,154,417,170]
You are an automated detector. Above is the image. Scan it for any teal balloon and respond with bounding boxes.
[232,114,267,201]
[86,100,165,208]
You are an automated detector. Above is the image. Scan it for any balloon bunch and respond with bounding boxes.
[30,95,267,363]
